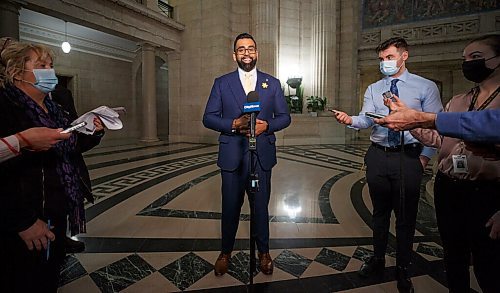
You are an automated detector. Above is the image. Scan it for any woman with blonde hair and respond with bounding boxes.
[0,41,103,292]
[0,38,70,162]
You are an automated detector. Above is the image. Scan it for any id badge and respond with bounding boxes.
[452,154,468,174]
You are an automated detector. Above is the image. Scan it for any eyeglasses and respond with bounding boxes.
[235,47,256,55]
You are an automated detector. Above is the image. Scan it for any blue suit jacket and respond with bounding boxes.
[436,109,500,143]
[203,70,291,171]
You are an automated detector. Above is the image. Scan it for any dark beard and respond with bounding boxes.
[237,58,257,72]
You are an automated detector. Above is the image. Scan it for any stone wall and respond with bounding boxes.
[51,46,138,145]
[168,0,235,143]
[13,0,498,146]
[168,0,351,145]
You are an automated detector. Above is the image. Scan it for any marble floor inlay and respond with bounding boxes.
[158,252,213,291]
[227,251,259,284]
[59,255,88,287]
[273,249,313,277]
[416,243,444,259]
[53,143,480,292]
[314,248,351,272]
[89,254,155,292]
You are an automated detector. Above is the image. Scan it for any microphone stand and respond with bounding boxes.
[247,112,258,292]
[399,132,405,222]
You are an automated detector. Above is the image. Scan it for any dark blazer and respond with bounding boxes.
[0,87,102,233]
[50,85,102,203]
[203,70,291,171]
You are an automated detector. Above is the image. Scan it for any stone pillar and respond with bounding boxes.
[251,0,279,75]
[0,0,21,40]
[338,0,360,114]
[140,42,159,142]
[311,0,336,103]
[338,0,360,142]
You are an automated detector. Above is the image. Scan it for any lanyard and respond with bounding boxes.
[468,86,500,111]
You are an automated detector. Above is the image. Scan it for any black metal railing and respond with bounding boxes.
[158,0,173,18]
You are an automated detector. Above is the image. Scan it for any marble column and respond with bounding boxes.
[311,0,337,104]
[251,0,279,76]
[0,0,21,40]
[140,42,159,142]
[338,0,360,127]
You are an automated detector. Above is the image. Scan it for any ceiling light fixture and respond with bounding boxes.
[61,21,71,53]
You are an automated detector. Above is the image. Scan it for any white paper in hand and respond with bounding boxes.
[71,106,124,134]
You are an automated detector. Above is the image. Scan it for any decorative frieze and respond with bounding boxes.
[392,19,479,40]
[361,31,381,46]
[362,0,499,29]
[361,18,481,47]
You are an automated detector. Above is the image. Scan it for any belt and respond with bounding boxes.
[371,142,422,152]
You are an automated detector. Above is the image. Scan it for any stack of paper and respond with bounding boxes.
[71,106,124,135]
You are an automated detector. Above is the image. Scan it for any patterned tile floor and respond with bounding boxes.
[57,143,482,292]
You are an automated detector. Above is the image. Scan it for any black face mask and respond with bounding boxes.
[462,56,498,83]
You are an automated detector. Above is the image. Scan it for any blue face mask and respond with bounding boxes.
[379,58,402,76]
[28,69,58,93]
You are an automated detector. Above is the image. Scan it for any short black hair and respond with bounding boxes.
[468,34,500,55]
[233,33,257,52]
[376,37,409,54]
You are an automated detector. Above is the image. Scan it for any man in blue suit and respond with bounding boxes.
[203,33,291,276]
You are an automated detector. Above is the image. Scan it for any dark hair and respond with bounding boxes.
[468,34,500,55]
[233,33,257,52]
[376,37,409,54]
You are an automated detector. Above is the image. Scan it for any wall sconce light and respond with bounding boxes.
[61,21,71,53]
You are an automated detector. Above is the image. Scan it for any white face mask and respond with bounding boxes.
[379,58,402,76]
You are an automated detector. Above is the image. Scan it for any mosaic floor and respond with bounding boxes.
[58,143,482,292]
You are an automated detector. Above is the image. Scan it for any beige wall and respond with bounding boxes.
[17,1,498,146]
[52,47,138,145]
[168,0,351,145]
[168,0,234,143]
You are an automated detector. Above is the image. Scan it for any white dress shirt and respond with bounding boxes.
[238,67,257,95]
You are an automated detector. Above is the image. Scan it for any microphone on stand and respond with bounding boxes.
[243,91,260,151]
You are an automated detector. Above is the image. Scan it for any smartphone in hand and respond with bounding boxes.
[365,112,386,119]
[61,122,87,134]
[382,91,395,101]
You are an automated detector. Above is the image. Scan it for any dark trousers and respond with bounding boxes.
[0,215,66,293]
[221,152,272,254]
[434,172,500,293]
[364,144,423,267]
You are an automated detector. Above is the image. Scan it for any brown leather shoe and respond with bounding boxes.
[214,253,231,276]
[258,252,273,275]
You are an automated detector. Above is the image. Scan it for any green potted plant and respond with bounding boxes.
[306,96,326,116]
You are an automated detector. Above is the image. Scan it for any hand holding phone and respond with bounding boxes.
[331,109,353,125]
[382,91,394,101]
[365,112,386,119]
[61,122,87,134]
